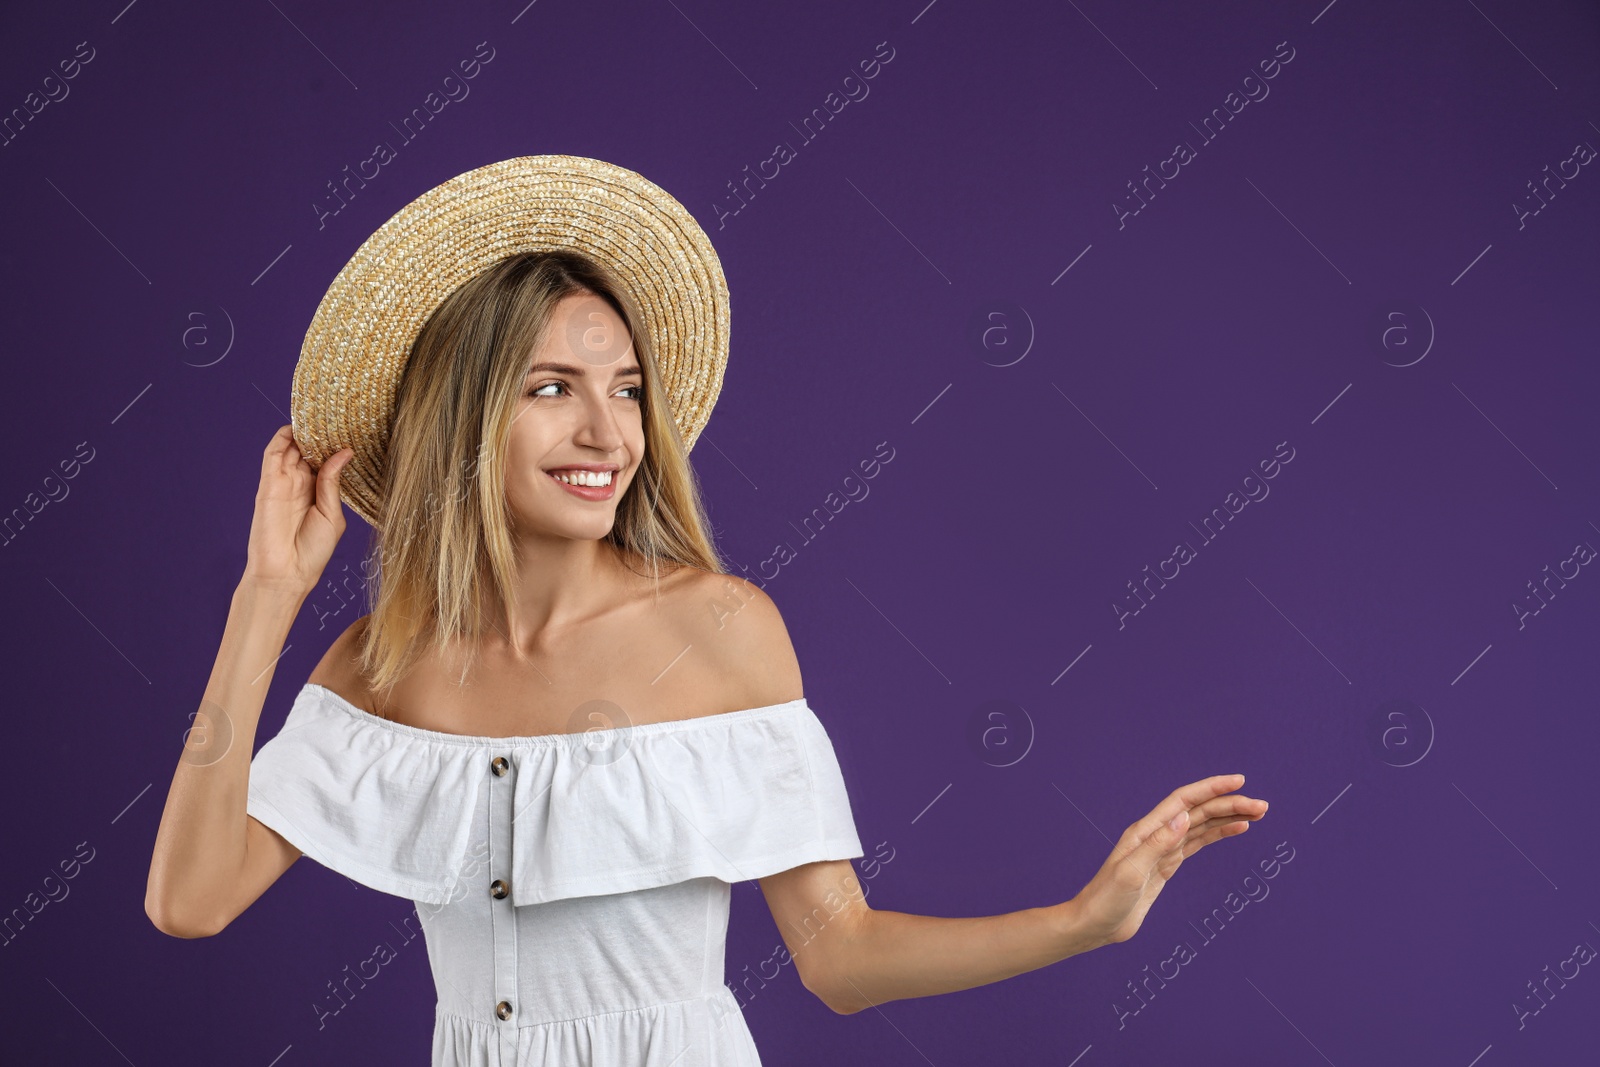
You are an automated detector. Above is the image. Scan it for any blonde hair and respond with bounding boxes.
[353,250,727,695]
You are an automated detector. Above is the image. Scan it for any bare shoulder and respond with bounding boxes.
[670,570,803,711]
[305,613,373,708]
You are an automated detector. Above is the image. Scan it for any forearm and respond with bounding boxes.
[815,898,1104,1014]
[145,578,303,933]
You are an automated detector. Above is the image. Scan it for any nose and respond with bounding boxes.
[572,386,626,454]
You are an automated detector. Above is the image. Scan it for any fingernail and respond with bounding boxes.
[1168,811,1188,832]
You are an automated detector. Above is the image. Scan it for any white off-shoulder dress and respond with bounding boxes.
[246,683,865,1067]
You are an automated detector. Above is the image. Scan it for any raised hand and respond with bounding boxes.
[1071,774,1268,948]
[241,425,354,598]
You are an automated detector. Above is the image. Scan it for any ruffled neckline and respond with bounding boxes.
[248,682,864,905]
[304,682,810,748]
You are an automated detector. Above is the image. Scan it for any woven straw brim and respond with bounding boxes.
[289,155,730,529]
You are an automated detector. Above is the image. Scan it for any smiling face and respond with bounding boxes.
[503,289,646,542]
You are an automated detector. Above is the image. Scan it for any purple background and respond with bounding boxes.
[3,0,1598,1063]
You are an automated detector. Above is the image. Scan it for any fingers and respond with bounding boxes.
[1171,773,1249,808]
[263,426,342,490]
[1191,794,1268,825]
[314,447,353,522]
[1118,806,1191,883]
[1189,806,1259,832]
[262,425,295,475]
[1180,793,1269,854]
[1108,778,1266,880]
[1131,775,1247,847]
[1182,817,1253,858]
[266,425,312,478]
[1188,810,1262,836]
[265,425,294,452]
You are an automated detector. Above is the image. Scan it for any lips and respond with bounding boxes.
[544,467,618,500]
[542,464,620,475]
[546,469,613,483]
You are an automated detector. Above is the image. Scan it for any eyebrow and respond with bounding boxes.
[525,361,643,378]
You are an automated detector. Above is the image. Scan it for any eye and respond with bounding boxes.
[526,381,642,399]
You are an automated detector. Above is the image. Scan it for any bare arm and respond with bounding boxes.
[144,426,353,938]
[759,860,1101,1013]
[830,899,1098,1003]
[730,587,1272,1012]
[761,777,1269,1014]
[144,581,306,937]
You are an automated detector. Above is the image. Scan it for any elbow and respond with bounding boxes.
[797,904,876,1015]
[820,993,866,1016]
[811,985,867,1016]
[144,889,226,939]
[145,855,230,938]
[801,965,867,1016]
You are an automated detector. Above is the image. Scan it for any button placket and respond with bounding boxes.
[487,752,519,1052]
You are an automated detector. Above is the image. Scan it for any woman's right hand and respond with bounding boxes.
[241,425,355,597]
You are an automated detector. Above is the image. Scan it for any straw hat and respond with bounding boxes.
[288,155,731,529]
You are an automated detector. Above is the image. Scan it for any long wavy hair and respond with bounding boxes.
[352,250,727,695]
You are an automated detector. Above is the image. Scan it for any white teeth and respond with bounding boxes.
[550,469,612,487]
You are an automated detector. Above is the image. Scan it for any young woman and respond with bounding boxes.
[145,159,1267,1066]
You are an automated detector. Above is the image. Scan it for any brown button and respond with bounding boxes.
[496,1000,514,1020]
[490,879,509,899]
[491,756,509,776]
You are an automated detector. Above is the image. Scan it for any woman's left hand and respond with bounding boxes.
[1070,775,1269,948]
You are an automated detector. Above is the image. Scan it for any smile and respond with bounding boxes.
[547,470,613,487]
[545,468,618,501]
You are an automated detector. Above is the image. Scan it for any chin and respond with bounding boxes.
[513,513,618,542]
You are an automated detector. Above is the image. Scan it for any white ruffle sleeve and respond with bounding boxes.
[245,684,865,906]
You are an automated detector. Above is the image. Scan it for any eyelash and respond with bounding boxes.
[528,381,642,401]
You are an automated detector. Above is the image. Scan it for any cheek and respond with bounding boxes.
[504,415,554,472]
